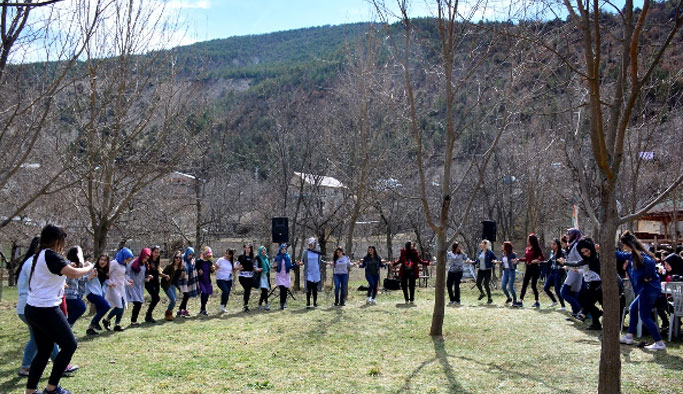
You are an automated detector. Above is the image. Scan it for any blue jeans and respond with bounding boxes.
[86,293,110,327]
[216,279,232,306]
[106,298,125,324]
[333,273,349,304]
[66,298,87,326]
[561,284,581,314]
[544,269,565,307]
[629,289,662,341]
[164,286,177,311]
[366,273,379,299]
[18,314,59,369]
[501,269,516,303]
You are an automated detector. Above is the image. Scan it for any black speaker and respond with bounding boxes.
[272,217,289,244]
[482,220,497,242]
[383,278,401,290]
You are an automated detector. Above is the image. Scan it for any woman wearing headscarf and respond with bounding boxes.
[103,247,134,332]
[176,247,200,317]
[255,245,272,310]
[558,228,584,317]
[273,244,293,310]
[195,246,215,316]
[562,237,603,330]
[126,248,152,327]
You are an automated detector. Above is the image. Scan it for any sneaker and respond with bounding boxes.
[548,302,558,308]
[619,335,634,345]
[199,310,208,316]
[130,322,140,328]
[243,306,249,312]
[409,300,414,304]
[265,304,271,311]
[644,342,666,351]
[504,298,512,305]
[43,386,73,394]
[114,325,124,332]
[18,367,30,377]
[86,328,99,336]
[283,304,287,309]
[478,293,485,301]
[313,303,318,308]
[102,318,111,331]
[93,323,103,331]
[448,301,454,306]
[145,316,157,323]
[513,301,523,308]
[532,302,541,308]
[558,307,567,312]
[334,302,339,306]
[182,311,191,317]
[306,304,312,309]
[177,310,184,317]
[219,305,226,313]
[371,299,377,305]
[367,297,372,304]
[487,298,493,305]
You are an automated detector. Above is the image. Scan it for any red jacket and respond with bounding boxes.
[392,248,429,279]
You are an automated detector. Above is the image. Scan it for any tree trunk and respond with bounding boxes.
[597,184,621,394]
[429,231,447,336]
[93,223,110,257]
[386,227,393,261]
[194,177,202,248]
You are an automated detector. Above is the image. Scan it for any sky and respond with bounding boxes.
[167,0,434,44]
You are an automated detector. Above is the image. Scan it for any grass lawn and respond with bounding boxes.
[1,273,681,394]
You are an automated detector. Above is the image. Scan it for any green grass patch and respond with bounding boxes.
[1,275,682,394]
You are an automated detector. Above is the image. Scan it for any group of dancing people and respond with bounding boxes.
[15,222,681,394]
[445,228,678,352]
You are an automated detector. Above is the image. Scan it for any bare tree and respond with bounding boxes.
[64,0,195,255]
[515,1,683,392]
[0,0,104,228]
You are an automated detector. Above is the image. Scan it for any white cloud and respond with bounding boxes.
[166,0,211,9]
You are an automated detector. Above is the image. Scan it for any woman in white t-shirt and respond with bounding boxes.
[23,224,93,394]
[215,249,235,313]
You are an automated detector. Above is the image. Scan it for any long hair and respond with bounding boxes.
[171,250,183,268]
[503,241,513,256]
[620,230,653,269]
[96,254,110,284]
[527,233,543,258]
[29,224,68,291]
[226,249,235,263]
[66,246,84,268]
[149,245,161,268]
[366,246,380,260]
[244,244,254,259]
[451,243,459,253]
[16,236,40,278]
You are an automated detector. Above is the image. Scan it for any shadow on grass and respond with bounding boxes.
[457,353,575,394]
[393,337,470,394]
